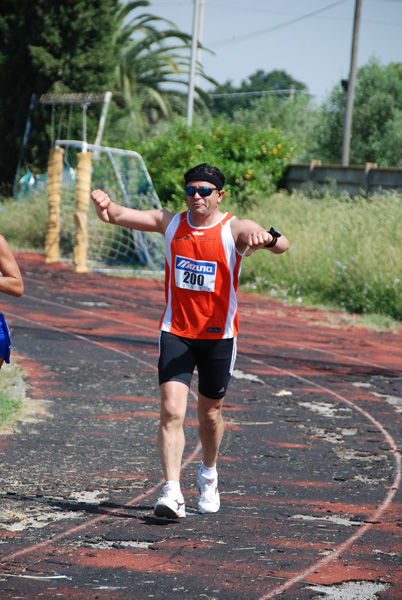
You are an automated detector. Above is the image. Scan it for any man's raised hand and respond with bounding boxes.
[91,189,111,222]
[244,230,272,256]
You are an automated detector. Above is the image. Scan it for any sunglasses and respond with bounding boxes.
[185,186,218,197]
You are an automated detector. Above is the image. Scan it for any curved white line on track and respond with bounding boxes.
[1,311,202,564]
[23,293,157,336]
[250,357,402,600]
[1,441,202,564]
[241,310,402,372]
[4,296,402,599]
[6,308,156,368]
[23,293,401,373]
[270,338,397,372]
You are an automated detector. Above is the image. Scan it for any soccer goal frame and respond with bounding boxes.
[45,139,164,274]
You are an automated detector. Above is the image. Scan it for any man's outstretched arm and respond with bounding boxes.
[231,218,289,256]
[91,189,173,234]
[0,235,24,297]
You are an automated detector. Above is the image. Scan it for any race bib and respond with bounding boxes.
[175,255,217,292]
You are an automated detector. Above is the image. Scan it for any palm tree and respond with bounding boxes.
[112,1,215,128]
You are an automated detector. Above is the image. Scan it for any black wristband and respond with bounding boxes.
[264,227,281,248]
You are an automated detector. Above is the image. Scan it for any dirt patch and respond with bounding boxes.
[0,357,52,435]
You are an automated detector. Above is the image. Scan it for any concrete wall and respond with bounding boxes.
[279,162,402,196]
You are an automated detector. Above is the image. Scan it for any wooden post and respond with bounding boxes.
[73,151,93,273]
[45,146,64,263]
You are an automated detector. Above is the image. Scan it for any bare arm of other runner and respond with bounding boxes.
[0,235,24,297]
[231,218,289,256]
[91,189,173,234]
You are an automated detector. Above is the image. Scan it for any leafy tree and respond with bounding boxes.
[381,110,402,167]
[310,58,402,166]
[209,69,308,118]
[241,69,307,94]
[231,93,318,162]
[109,1,215,135]
[0,0,216,190]
[131,116,293,210]
[0,0,119,189]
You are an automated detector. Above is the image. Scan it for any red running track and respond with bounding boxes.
[0,253,401,599]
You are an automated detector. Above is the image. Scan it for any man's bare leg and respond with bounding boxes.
[158,380,189,482]
[154,381,189,518]
[197,392,225,468]
[197,393,224,513]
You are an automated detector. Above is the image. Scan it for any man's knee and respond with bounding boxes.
[160,381,188,426]
[160,401,186,426]
[198,401,223,430]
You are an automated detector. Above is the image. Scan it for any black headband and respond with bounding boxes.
[184,172,223,190]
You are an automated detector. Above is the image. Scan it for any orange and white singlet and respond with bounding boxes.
[160,211,243,339]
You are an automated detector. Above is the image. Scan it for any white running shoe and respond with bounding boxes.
[154,484,185,518]
[198,475,220,514]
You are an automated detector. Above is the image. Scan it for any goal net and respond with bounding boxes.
[55,140,165,272]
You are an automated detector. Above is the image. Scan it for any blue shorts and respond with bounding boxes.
[158,331,237,399]
[0,313,11,364]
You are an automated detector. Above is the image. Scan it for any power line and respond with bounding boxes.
[208,0,350,47]
[150,2,402,30]
[210,89,314,98]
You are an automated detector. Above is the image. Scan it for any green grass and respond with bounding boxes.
[0,189,48,251]
[239,189,402,322]
[2,186,402,322]
[0,360,25,428]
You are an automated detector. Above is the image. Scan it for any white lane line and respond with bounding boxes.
[251,358,401,600]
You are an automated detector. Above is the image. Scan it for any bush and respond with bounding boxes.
[242,190,402,321]
[309,58,402,166]
[130,116,293,211]
[0,190,48,250]
[231,93,318,163]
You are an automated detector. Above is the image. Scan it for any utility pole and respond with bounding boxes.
[195,0,205,89]
[342,0,362,166]
[187,0,203,127]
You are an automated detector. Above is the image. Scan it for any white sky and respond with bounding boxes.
[148,0,402,102]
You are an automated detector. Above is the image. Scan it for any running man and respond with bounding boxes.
[0,234,24,369]
[91,163,289,518]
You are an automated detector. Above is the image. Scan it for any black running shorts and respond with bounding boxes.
[158,331,237,400]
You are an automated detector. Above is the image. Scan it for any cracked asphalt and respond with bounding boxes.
[0,253,401,600]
